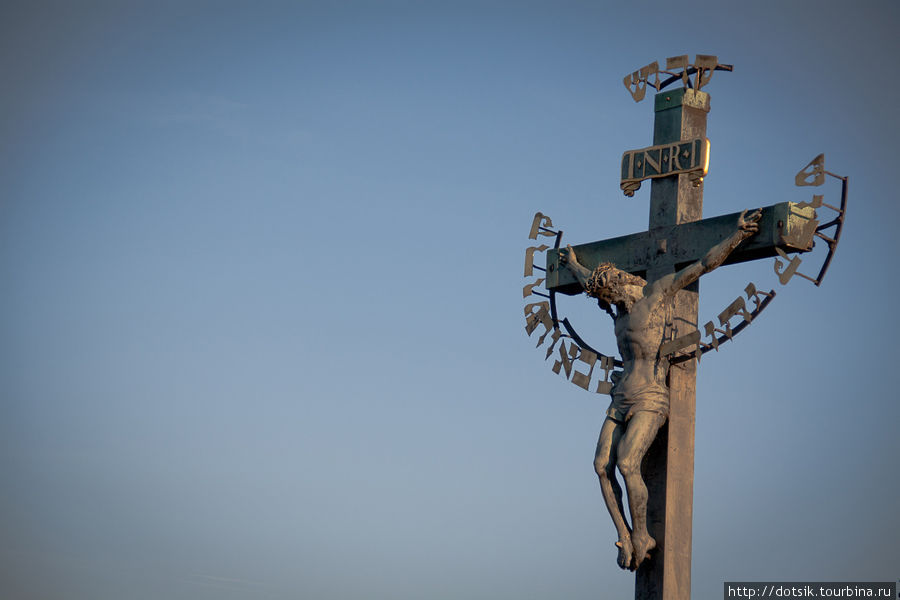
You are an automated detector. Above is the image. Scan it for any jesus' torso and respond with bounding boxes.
[613,289,673,403]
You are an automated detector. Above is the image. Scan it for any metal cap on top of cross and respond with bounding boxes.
[520,55,847,600]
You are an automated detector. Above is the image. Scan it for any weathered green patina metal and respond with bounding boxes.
[545,202,816,295]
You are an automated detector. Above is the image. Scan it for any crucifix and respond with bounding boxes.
[521,55,847,600]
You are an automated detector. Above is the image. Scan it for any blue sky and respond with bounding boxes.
[1,1,898,599]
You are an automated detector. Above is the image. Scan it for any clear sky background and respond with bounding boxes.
[1,1,897,599]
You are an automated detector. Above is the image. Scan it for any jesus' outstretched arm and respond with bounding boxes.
[653,208,762,296]
[559,244,594,288]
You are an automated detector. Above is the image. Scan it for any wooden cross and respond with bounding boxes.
[543,87,814,600]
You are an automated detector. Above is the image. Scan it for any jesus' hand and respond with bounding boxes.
[738,209,762,236]
[560,244,581,268]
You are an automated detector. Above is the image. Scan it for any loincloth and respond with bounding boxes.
[606,388,669,423]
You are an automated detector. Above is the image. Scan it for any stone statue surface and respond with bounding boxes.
[559,209,761,571]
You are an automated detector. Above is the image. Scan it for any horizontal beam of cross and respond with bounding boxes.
[545,201,816,295]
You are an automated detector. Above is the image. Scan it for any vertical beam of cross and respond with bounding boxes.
[635,87,709,600]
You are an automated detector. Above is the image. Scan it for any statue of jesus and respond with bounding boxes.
[559,209,761,571]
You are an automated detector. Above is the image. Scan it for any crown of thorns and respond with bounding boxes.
[586,263,645,298]
[593,262,619,278]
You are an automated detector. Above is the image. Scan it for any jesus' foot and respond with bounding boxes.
[615,538,633,570]
[630,534,656,570]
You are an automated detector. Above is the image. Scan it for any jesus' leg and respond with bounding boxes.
[616,410,666,570]
[593,417,632,569]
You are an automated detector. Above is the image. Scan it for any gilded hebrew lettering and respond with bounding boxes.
[596,381,613,394]
[797,194,824,210]
[552,340,579,379]
[717,296,752,339]
[666,54,690,87]
[623,54,732,101]
[524,301,550,323]
[528,212,555,239]
[624,62,661,102]
[523,278,545,298]
[642,61,660,91]
[571,347,598,391]
[744,282,760,308]
[666,55,688,69]
[719,296,752,324]
[624,70,647,103]
[524,244,549,277]
[524,309,542,335]
[544,328,563,359]
[744,282,774,311]
[774,247,803,284]
[795,154,825,187]
[524,302,554,347]
[659,330,701,357]
[693,54,718,88]
[659,283,776,362]
[599,355,615,382]
[595,360,618,394]
[535,324,554,347]
[703,321,721,351]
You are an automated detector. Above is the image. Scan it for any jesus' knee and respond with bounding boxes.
[594,455,615,481]
[616,455,641,480]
